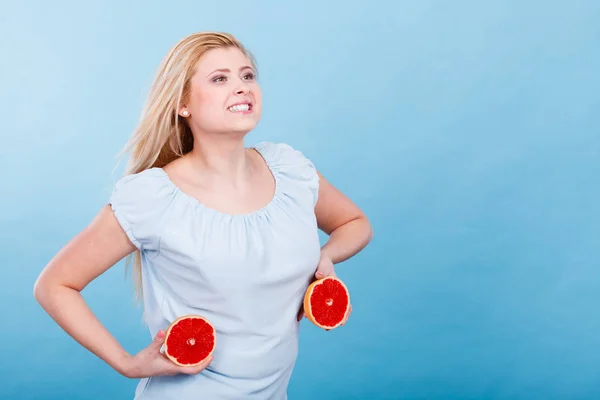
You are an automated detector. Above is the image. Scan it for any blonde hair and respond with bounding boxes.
[117,32,256,299]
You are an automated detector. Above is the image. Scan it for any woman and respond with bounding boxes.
[34,31,373,399]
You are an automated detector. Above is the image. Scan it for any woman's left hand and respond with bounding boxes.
[297,253,353,326]
[314,254,336,280]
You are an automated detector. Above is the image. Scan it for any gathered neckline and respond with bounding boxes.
[153,144,282,219]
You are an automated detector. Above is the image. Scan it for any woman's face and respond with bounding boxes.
[182,47,262,136]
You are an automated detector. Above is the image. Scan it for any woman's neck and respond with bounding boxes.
[186,134,253,188]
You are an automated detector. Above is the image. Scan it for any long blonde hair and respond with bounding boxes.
[117,32,256,299]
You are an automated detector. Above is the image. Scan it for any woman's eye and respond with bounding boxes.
[213,75,227,83]
[243,72,255,80]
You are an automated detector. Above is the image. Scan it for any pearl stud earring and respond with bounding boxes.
[182,110,190,117]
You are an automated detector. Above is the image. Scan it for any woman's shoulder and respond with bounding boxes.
[111,168,174,203]
[253,141,320,203]
[252,141,317,172]
[108,168,175,250]
[113,167,168,186]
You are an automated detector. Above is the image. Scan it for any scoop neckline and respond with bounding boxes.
[154,144,281,219]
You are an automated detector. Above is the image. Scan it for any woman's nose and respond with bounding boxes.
[234,79,250,95]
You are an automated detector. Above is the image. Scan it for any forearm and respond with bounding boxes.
[320,216,373,264]
[34,284,132,376]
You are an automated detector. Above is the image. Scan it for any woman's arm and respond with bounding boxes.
[33,205,210,378]
[34,205,139,376]
[314,171,373,265]
[297,171,373,322]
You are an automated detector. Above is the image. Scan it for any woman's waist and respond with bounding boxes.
[209,328,299,379]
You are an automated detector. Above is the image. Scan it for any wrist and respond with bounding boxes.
[320,248,334,263]
[114,352,135,378]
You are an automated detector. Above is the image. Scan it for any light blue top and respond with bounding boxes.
[109,142,321,400]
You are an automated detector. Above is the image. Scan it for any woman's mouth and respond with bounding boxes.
[227,103,252,113]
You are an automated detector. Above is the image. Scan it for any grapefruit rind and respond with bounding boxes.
[303,276,351,330]
[163,315,216,367]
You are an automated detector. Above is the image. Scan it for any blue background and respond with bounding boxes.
[2,1,599,399]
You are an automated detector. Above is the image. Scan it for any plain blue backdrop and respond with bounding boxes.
[2,1,599,399]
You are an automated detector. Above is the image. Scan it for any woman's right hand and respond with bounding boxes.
[123,330,214,379]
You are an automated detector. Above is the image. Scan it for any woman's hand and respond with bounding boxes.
[297,253,353,326]
[122,330,213,379]
[314,254,336,280]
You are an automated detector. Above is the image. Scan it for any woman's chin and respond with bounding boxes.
[227,119,260,134]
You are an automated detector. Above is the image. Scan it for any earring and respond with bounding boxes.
[182,110,190,117]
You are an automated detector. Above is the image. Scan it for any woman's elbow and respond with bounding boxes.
[363,215,374,243]
[33,276,47,305]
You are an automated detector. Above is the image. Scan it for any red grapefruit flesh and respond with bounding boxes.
[303,276,351,330]
[163,315,216,367]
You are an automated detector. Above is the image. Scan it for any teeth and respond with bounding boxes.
[228,104,250,112]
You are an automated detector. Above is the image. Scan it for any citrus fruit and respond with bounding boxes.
[303,276,351,330]
[163,315,216,367]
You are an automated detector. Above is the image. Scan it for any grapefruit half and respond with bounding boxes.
[303,276,351,330]
[163,315,216,367]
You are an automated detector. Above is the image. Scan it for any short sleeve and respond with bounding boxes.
[108,169,174,251]
[255,142,320,206]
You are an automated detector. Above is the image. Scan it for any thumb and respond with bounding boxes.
[315,266,334,279]
[314,257,335,279]
[149,330,166,351]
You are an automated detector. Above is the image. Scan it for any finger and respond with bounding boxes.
[178,356,214,375]
[342,305,352,325]
[315,270,333,279]
[297,305,305,321]
[150,330,166,351]
[315,268,336,279]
